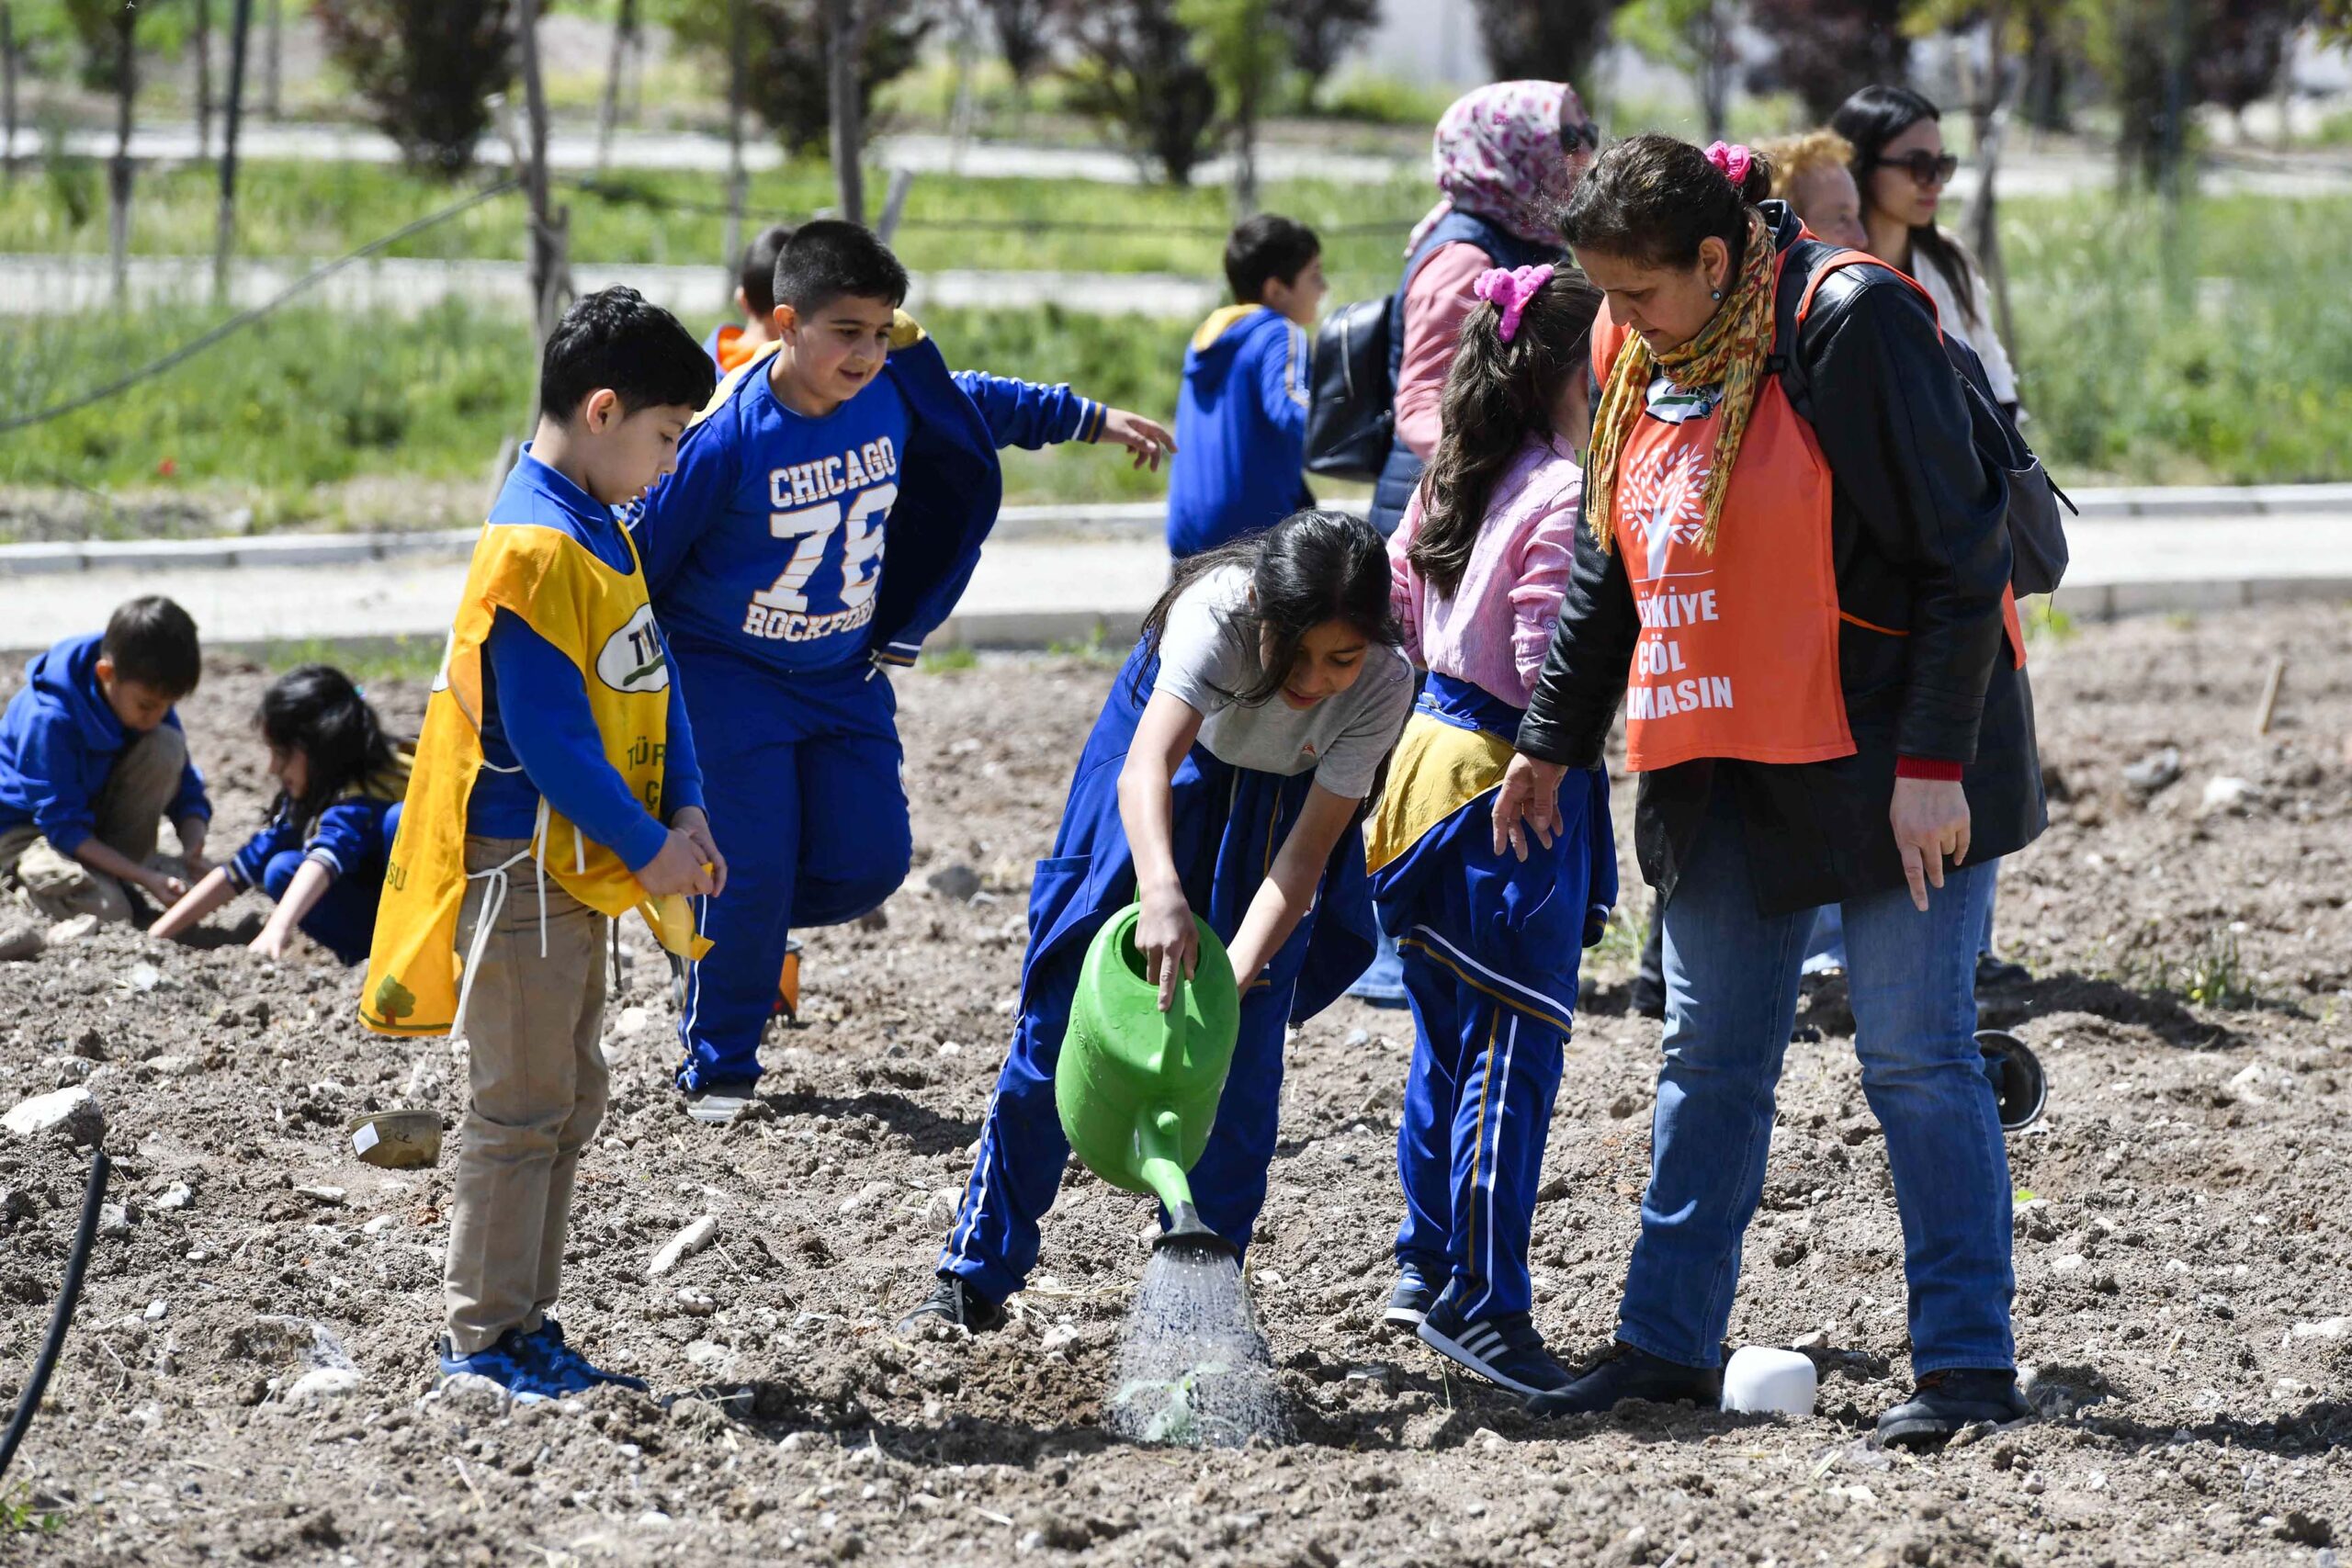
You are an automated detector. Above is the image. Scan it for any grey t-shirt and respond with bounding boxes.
[1153,564,1414,801]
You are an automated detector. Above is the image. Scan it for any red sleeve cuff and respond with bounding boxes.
[1895,756,1964,783]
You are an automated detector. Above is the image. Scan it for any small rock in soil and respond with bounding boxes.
[649,1215,718,1277]
[284,1367,365,1406]
[45,913,98,946]
[0,921,43,962]
[2121,747,2182,799]
[3,1084,105,1145]
[98,1201,131,1238]
[925,863,983,902]
[2199,775,2261,816]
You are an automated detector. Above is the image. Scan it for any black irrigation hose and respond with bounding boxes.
[0,1147,112,1484]
[0,178,520,437]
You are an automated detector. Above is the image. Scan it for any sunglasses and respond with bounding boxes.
[1560,118,1601,153]
[1872,150,1961,186]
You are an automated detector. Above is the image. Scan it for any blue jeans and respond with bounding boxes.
[1804,868,2000,975]
[1618,786,2015,1375]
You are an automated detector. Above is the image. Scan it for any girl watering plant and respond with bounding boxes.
[1370,263,1619,1396]
[902,510,1415,1335]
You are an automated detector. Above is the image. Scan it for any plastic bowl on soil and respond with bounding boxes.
[347,1110,444,1169]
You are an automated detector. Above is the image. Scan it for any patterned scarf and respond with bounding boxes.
[1406,81,1583,253]
[1587,208,1777,556]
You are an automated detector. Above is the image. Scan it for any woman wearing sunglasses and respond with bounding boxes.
[1832,85,2022,418]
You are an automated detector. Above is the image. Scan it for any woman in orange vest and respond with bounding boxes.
[1490,135,2046,1447]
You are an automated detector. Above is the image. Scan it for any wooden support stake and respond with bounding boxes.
[2253,655,2287,738]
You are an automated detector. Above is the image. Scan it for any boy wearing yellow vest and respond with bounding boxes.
[364,288,725,1400]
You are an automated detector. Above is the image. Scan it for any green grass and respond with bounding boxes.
[260,636,447,682]
[1,1487,63,1537]
[0,154,1428,299]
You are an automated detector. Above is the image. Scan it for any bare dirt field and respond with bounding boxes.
[2,603,2348,1567]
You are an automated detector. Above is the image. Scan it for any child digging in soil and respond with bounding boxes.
[1371,265,1618,1395]
[362,288,726,1400]
[637,220,1179,1125]
[0,594,211,926]
[150,665,410,964]
[903,509,1415,1333]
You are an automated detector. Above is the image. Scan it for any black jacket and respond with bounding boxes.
[1516,202,2044,914]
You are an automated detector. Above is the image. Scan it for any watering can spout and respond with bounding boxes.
[1153,1199,1237,1260]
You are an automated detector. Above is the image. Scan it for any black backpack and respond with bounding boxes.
[1303,295,1396,482]
[1770,243,2074,596]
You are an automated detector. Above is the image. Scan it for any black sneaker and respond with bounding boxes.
[1524,1341,1722,1417]
[1382,1271,1435,1335]
[1876,1368,2030,1448]
[1975,953,2031,989]
[1418,1296,1572,1396]
[896,1274,1006,1337]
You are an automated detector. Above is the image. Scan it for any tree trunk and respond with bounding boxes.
[215,0,254,305]
[828,0,865,226]
[722,0,746,283]
[1962,17,2019,357]
[2,2,18,186]
[515,0,571,343]
[1232,43,1258,218]
[194,0,212,160]
[594,0,638,176]
[108,0,138,310]
[264,0,281,118]
[1698,1,1732,144]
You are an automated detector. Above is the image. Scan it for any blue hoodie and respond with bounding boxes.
[1164,304,1315,558]
[0,633,209,855]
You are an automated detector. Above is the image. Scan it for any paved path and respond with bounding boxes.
[0,254,1218,321]
[0,504,2343,658]
[11,121,2350,197]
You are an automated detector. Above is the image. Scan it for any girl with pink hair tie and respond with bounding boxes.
[1364,264,1619,1397]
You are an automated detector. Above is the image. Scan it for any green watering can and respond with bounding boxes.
[1054,903,1243,1258]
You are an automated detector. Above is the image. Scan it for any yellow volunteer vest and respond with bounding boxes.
[360,519,708,1036]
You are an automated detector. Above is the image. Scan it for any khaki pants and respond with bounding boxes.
[443,836,610,1355]
[0,725,189,924]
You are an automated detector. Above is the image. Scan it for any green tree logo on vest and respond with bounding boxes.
[372,973,417,1023]
[595,605,673,694]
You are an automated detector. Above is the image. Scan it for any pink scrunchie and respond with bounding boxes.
[1473,263,1555,344]
[1704,140,1755,189]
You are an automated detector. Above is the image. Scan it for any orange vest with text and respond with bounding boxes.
[1592,244,2023,775]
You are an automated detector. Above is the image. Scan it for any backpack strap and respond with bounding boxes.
[1769,242,1938,425]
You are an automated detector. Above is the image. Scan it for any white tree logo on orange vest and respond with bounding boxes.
[1620,444,1713,581]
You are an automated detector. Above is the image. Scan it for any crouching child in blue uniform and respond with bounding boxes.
[151,665,410,963]
[901,510,1415,1333]
[1370,264,1616,1395]
[637,220,1179,1124]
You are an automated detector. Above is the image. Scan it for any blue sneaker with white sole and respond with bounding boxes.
[1384,1271,1435,1334]
[437,1329,567,1402]
[1417,1293,1572,1396]
[523,1317,650,1394]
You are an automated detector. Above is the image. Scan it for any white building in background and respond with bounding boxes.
[1355,0,1490,88]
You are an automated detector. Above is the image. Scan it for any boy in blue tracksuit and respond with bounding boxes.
[636,220,1177,1123]
[1163,214,1327,558]
[0,596,211,925]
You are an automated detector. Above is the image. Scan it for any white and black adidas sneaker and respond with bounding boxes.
[1418,1295,1572,1396]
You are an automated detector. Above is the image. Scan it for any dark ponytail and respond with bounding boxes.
[1138,510,1400,705]
[1831,84,1981,332]
[1410,268,1603,598]
[259,665,398,830]
[1558,132,1774,273]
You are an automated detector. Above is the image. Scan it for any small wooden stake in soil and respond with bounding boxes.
[2254,655,2288,737]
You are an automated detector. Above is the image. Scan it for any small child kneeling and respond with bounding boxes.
[152,665,409,963]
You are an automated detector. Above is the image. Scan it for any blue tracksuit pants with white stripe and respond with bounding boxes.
[671,647,910,1092]
[1369,674,1614,1321]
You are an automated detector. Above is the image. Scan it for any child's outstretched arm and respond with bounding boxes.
[1115,688,1207,1011]
[149,866,238,942]
[1227,784,1358,989]
[950,371,1176,471]
[250,861,334,961]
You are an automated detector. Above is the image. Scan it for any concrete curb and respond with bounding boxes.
[7,486,2345,575]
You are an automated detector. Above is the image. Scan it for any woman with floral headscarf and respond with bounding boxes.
[1367,80,1600,541]
[1349,80,1599,1010]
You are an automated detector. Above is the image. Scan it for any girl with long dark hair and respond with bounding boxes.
[904,510,1415,1333]
[152,665,409,964]
[1492,134,2044,1445]
[1370,265,1619,1394]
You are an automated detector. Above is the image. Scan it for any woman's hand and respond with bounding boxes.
[1889,776,1971,912]
[1135,881,1199,1013]
[1489,753,1567,862]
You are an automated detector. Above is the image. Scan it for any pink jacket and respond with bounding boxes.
[1392,243,1492,460]
[1388,433,1585,710]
